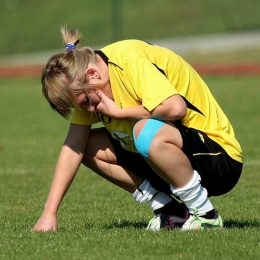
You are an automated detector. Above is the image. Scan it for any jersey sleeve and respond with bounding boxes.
[70,108,100,125]
[124,57,178,111]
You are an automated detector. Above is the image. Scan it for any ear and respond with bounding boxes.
[85,65,100,80]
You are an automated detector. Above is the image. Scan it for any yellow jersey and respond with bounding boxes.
[70,40,242,163]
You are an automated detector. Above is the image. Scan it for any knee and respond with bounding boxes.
[133,119,149,139]
[133,119,165,158]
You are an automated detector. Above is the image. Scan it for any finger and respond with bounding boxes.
[95,90,103,98]
[95,88,102,94]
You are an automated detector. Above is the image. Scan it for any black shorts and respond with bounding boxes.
[104,123,243,197]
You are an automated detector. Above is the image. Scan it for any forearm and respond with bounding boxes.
[116,104,185,121]
[43,145,83,214]
[33,124,90,232]
[42,124,90,214]
[33,149,80,232]
[117,105,152,120]
[115,105,170,120]
[115,95,187,121]
[95,88,187,120]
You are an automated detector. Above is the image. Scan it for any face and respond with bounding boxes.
[75,59,110,112]
[76,88,100,112]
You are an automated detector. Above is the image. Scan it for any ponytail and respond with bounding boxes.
[61,27,82,50]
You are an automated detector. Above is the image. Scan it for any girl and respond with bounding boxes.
[33,27,242,232]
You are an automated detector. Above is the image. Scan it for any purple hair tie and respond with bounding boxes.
[66,43,75,50]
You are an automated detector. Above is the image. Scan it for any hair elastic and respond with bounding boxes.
[65,43,75,50]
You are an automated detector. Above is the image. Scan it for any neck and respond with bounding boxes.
[95,54,113,100]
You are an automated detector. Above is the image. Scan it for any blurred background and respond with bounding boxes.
[0,0,259,145]
[1,2,260,258]
[0,0,260,64]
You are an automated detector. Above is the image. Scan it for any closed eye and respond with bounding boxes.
[79,97,91,109]
[84,98,90,105]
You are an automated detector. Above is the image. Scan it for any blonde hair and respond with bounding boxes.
[41,27,96,119]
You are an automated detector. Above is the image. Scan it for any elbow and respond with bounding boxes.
[177,110,186,120]
[160,94,187,120]
[171,106,186,120]
[169,100,187,120]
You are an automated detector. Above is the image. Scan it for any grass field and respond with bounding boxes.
[1,1,259,259]
[0,75,260,260]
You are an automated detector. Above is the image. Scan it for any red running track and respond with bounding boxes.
[0,63,260,78]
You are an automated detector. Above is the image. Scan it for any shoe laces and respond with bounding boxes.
[192,208,200,217]
[146,215,159,230]
[189,208,204,223]
[146,218,154,230]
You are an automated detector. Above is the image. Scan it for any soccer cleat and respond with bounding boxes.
[146,211,189,231]
[181,208,223,231]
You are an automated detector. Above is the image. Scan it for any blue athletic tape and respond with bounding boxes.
[133,119,165,158]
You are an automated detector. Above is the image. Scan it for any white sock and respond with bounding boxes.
[170,170,213,214]
[132,179,172,211]
[147,191,172,211]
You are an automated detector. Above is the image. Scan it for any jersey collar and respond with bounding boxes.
[94,50,109,66]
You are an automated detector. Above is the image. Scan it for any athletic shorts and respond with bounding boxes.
[104,123,243,197]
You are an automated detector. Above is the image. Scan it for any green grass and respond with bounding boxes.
[0,76,260,260]
[1,0,260,55]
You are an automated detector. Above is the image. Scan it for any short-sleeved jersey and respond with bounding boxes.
[70,40,242,163]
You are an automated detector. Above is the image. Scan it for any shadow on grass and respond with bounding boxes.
[104,218,260,230]
[78,218,260,231]
[224,219,260,229]
[105,219,148,230]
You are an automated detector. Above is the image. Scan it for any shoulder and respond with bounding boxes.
[101,40,150,58]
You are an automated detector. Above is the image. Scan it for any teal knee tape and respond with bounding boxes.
[133,119,165,158]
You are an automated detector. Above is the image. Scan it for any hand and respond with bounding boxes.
[95,89,121,118]
[32,211,58,232]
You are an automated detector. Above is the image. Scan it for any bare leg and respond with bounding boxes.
[82,128,143,193]
[133,119,214,215]
[134,120,194,188]
[82,128,189,230]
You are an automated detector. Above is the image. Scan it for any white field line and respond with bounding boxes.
[243,160,260,166]
[0,168,41,174]
[0,160,259,175]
